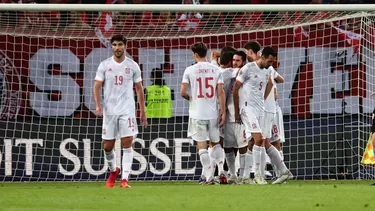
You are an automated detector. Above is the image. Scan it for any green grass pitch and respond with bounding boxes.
[0,180,374,211]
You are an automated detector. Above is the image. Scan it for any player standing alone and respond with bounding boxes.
[93,35,148,188]
[180,42,226,184]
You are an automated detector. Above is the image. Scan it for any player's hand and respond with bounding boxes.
[95,106,103,117]
[235,112,242,124]
[140,111,148,128]
[210,51,220,62]
[371,92,375,97]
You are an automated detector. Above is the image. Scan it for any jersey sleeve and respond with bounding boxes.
[217,71,224,84]
[133,63,142,83]
[182,68,190,84]
[236,66,249,83]
[94,62,105,82]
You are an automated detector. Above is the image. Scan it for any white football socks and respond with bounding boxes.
[104,149,116,172]
[199,149,212,180]
[239,153,246,178]
[211,144,225,174]
[267,146,288,175]
[252,145,262,176]
[243,150,253,179]
[121,148,133,180]
[225,151,236,176]
[260,147,266,178]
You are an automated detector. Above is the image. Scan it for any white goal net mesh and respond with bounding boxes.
[1,5,375,181]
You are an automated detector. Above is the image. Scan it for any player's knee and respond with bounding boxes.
[103,140,115,152]
[238,146,247,154]
[224,147,233,153]
[121,136,133,148]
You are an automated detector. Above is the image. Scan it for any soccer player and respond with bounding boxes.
[241,41,285,183]
[180,42,226,184]
[232,51,247,69]
[233,46,291,185]
[93,35,148,188]
[270,89,287,179]
[264,64,286,180]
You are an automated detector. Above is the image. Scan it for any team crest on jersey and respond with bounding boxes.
[108,68,112,72]
[252,123,257,129]
[0,51,21,120]
[254,75,258,78]
[125,67,130,74]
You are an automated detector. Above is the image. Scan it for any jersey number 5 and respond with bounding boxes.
[259,82,263,90]
[197,77,214,98]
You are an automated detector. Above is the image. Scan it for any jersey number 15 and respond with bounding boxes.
[197,77,214,99]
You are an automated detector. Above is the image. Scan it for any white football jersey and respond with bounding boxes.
[236,62,271,114]
[95,56,142,115]
[182,62,224,120]
[264,67,280,113]
[222,67,238,123]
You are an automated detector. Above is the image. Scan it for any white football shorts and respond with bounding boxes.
[240,107,263,140]
[270,105,285,143]
[223,122,248,148]
[263,112,276,139]
[102,114,138,140]
[188,118,220,143]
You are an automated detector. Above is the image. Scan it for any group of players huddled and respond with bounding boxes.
[94,35,292,188]
[180,41,293,185]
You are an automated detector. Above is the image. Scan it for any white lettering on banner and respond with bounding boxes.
[26,47,375,116]
[174,138,195,174]
[0,139,13,176]
[29,49,81,117]
[15,139,43,176]
[132,138,148,176]
[149,138,171,175]
[83,138,108,175]
[59,138,81,176]
[1,138,199,177]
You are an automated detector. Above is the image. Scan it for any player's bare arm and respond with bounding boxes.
[217,83,226,128]
[274,74,284,83]
[135,81,148,128]
[233,80,242,123]
[180,83,190,101]
[371,92,375,96]
[264,76,273,100]
[93,80,103,117]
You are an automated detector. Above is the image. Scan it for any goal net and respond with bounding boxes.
[0,4,375,181]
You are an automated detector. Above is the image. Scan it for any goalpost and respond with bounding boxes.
[0,4,375,181]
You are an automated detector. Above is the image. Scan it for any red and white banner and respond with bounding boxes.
[0,27,373,119]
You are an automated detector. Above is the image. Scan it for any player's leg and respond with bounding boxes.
[242,138,254,183]
[102,115,120,188]
[118,115,138,188]
[241,108,266,184]
[270,139,281,178]
[371,117,375,156]
[199,142,210,184]
[208,119,226,184]
[223,123,239,184]
[189,118,214,184]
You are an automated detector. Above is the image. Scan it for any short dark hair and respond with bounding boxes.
[191,42,208,58]
[111,35,127,45]
[220,52,234,66]
[233,51,246,62]
[261,46,277,58]
[221,46,237,54]
[244,41,261,53]
[151,68,166,86]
